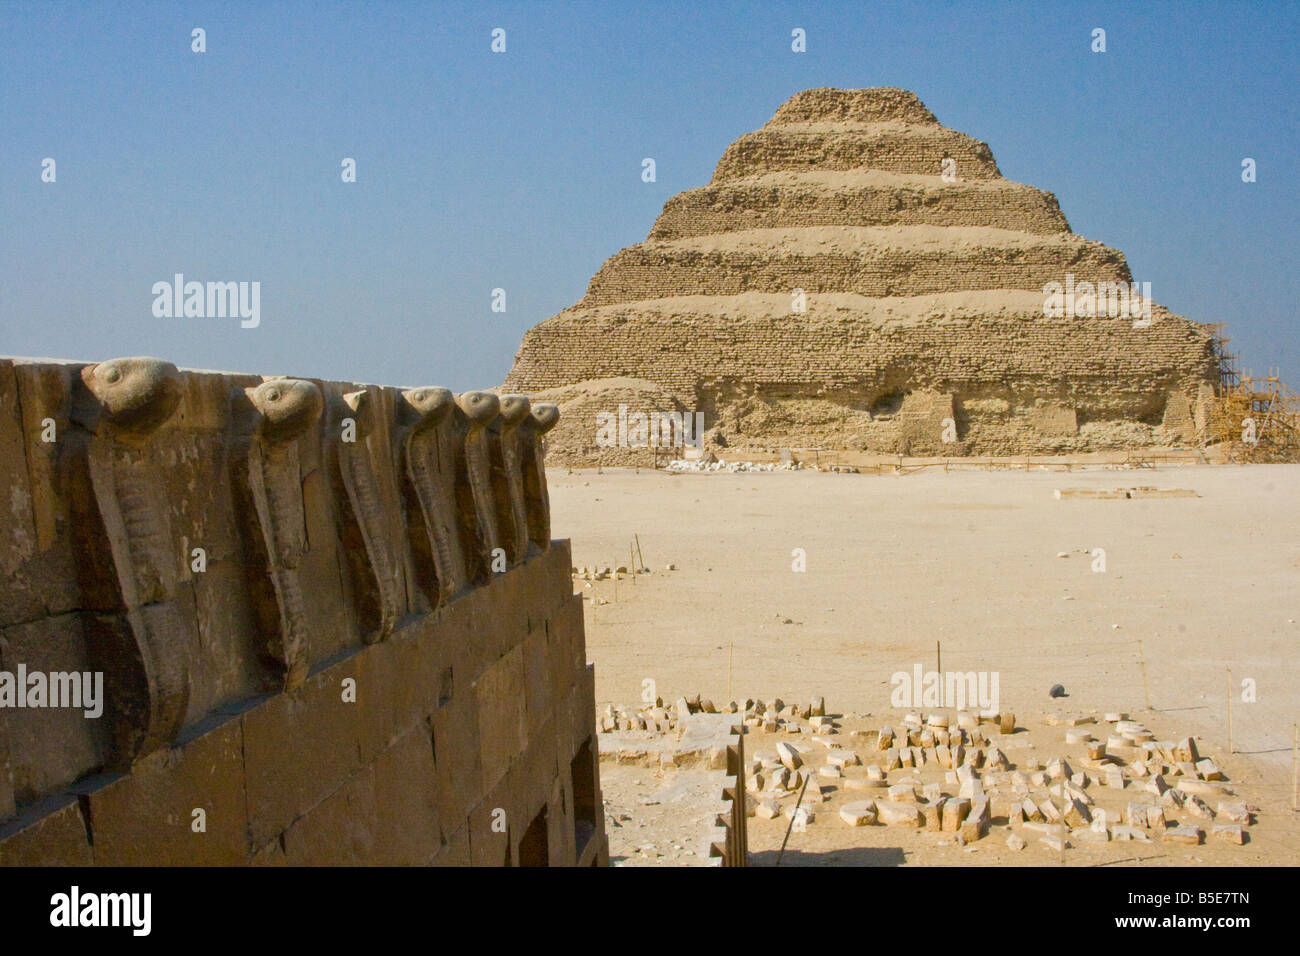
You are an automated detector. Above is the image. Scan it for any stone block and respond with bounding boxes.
[0,794,93,865]
[240,657,367,849]
[839,801,876,826]
[76,713,248,865]
[1163,825,1203,846]
[875,802,920,827]
[941,797,970,832]
[1212,825,1245,845]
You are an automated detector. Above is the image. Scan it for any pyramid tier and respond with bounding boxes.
[577,226,1129,308]
[649,170,1070,240]
[767,87,939,126]
[712,122,1001,182]
[504,292,1216,420]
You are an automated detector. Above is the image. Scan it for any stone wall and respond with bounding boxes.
[678,715,749,867]
[0,355,606,866]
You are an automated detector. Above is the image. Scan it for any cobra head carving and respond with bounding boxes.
[456,390,500,428]
[248,378,324,444]
[400,387,455,431]
[530,403,560,434]
[79,357,182,435]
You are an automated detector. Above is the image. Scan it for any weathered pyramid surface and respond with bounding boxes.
[506,88,1218,460]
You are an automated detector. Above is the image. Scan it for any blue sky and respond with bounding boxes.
[1,1,1296,390]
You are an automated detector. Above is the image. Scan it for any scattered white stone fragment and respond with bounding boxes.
[961,799,990,842]
[1196,758,1223,781]
[1163,825,1203,846]
[1217,801,1250,824]
[1175,737,1200,763]
[1063,799,1091,828]
[941,798,970,832]
[826,749,860,769]
[1212,825,1245,845]
[785,806,815,825]
[775,741,802,771]
[1112,825,1149,842]
[839,801,876,827]
[887,783,917,803]
[876,802,921,827]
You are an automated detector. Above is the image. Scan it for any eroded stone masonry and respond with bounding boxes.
[0,356,606,866]
[505,88,1220,462]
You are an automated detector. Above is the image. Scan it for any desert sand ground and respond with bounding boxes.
[548,463,1300,865]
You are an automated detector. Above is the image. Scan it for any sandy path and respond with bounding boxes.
[550,463,1300,858]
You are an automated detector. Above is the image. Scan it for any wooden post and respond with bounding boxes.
[1226,667,1233,754]
[936,640,941,677]
[1059,767,1066,865]
[776,773,812,867]
[613,562,617,603]
[1138,640,1152,711]
[635,533,644,571]
[630,543,636,586]
[1293,722,1298,812]
[727,643,734,702]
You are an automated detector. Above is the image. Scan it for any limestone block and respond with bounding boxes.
[1163,826,1203,846]
[1212,825,1245,845]
[875,802,921,827]
[839,801,877,827]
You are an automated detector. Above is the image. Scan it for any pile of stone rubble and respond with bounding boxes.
[598,698,1257,851]
[744,709,1253,849]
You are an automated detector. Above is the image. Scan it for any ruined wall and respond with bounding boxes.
[679,715,749,867]
[504,87,1220,461]
[0,356,606,866]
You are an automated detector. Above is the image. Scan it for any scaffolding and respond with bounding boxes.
[1203,327,1300,462]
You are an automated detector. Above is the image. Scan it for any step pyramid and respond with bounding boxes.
[505,88,1219,462]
